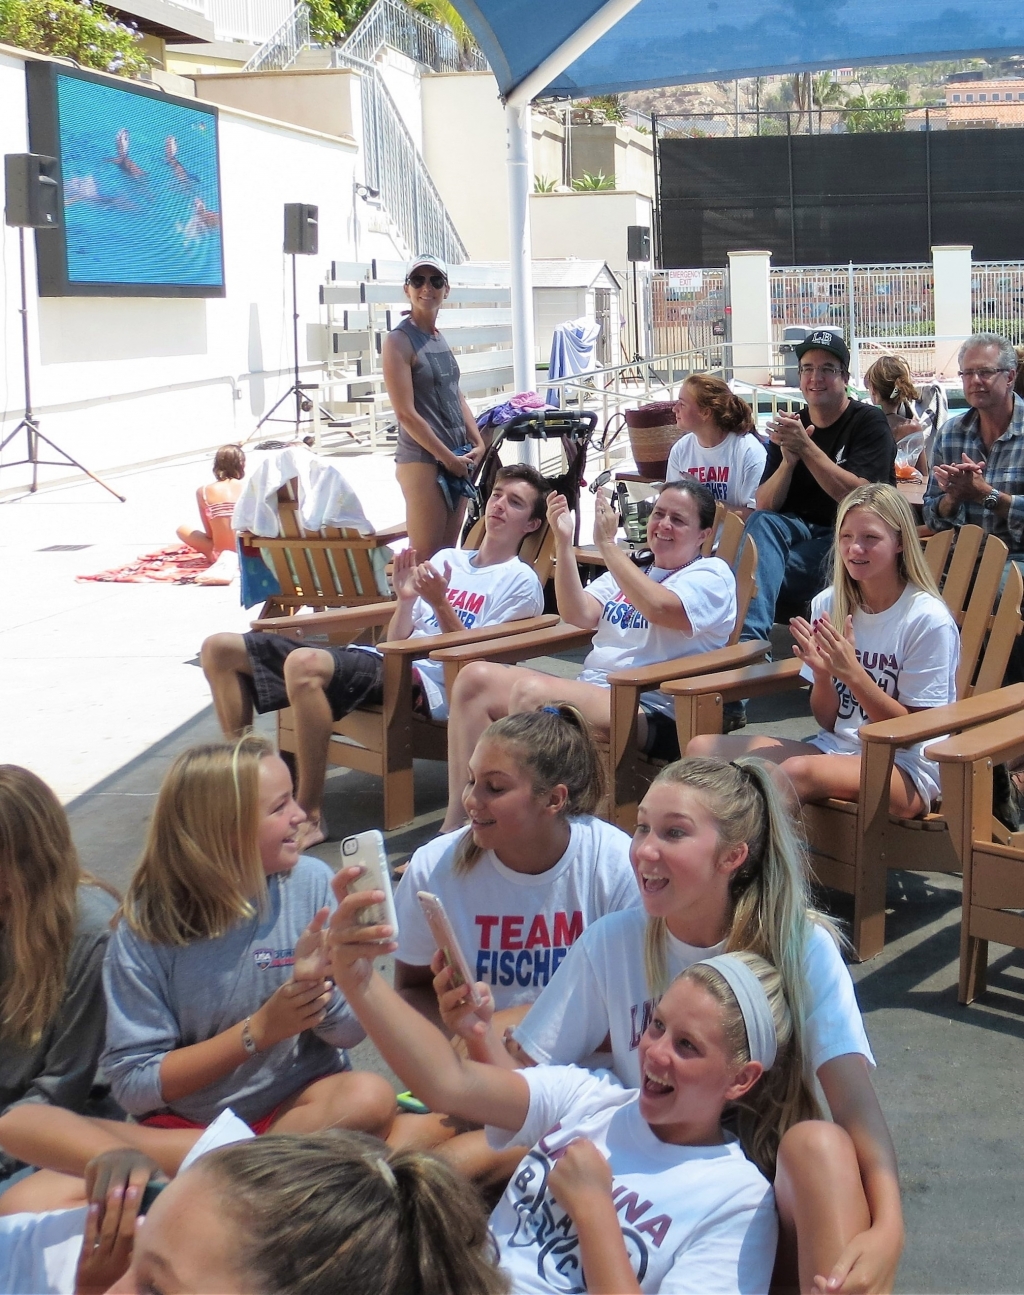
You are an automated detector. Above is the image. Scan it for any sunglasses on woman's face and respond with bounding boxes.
[406,273,447,290]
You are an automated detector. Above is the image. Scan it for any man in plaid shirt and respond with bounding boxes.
[923,331,1024,678]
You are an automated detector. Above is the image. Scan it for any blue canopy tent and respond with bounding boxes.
[448,0,1024,404]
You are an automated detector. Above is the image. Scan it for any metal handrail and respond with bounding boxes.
[340,0,486,71]
[242,0,309,71]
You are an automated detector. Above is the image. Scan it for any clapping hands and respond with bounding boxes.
[791,612,858,683]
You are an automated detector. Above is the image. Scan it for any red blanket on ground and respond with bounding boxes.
[77,544,213,584]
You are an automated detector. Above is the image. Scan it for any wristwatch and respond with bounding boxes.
[983,489,1000,512]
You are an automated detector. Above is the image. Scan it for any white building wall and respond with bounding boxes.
[530,191,652,280]
[0,49,365,490]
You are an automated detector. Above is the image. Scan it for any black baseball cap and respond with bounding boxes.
[794,329,850,369]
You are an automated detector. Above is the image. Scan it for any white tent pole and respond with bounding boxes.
[506,100,539,467]
[505,0,643,108]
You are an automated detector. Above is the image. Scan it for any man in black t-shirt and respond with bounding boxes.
[738,329,896,646]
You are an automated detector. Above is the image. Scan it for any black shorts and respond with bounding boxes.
[639,703,681,763]
[242,632,385,722]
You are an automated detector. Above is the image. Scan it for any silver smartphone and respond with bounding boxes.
[416,890,484,1008]
[340,830,399,940]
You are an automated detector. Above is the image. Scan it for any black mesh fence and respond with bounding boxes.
[657,121,1024,267]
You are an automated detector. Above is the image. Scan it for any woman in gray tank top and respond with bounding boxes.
[383,255,486,557]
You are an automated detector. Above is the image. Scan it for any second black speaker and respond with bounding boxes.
[626,225,650,263]
[283,203,318,255]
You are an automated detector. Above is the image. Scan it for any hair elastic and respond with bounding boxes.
[541,705,563,716]
[372,1156,397,1191]
[696,953,778,1070]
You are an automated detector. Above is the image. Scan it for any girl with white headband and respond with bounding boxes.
[330,900,796,1295]
[431,756,902,1295]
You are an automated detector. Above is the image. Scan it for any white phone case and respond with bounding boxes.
[340,830,399,940]
[416,891,484,1008]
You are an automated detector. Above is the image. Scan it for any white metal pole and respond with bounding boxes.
[506,100,539,466]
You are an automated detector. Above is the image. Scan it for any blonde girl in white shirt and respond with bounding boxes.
[689,482,959,818]
[437,756,904,1294]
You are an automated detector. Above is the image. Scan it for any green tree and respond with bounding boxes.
[0,0,148,75]
[845,87,910,132]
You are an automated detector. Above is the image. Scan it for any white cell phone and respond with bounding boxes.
[416,890,484,1008]
[340,830,399,940]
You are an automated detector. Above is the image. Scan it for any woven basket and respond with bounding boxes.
[625,402,678,479]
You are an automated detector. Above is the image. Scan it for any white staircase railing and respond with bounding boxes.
[341,0,486,71]
[242,0,309,71]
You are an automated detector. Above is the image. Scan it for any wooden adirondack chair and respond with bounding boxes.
[237,479,407,618]
[248,605,559,829]
[662,525,1024,959]
[247,509,560,830]
[427,513,766,830]
[926,697,1024,1003]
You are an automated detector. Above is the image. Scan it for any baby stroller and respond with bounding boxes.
[460,409,598,547]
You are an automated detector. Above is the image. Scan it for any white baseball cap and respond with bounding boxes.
[406,254,448,281]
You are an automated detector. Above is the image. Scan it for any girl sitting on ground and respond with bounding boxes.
[433,756,904,1294]
[666,374,766,520]
[176,443,245,561]
[333,889,791,1295]
[441,478,736,831]
[689,482,959,820]
[390,706,638,1173]
[0,766,119,1208]
[101,737,395,1146]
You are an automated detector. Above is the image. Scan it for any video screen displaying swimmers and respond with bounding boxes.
[52,71,224,292]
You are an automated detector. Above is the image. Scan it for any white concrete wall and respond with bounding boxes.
[728,250,773,384]
[192,68,361,142]
[932,244,974,379]
[0,49,364,489]
[377,47,422,152]
[421,71,507,259]
[530,191,652,280]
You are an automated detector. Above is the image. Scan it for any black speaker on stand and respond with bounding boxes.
[0,154,125,500]
[623,223,651,382]
[255,203,333,436]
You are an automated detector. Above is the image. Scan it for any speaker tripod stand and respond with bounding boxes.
[253,251,333,437]
[0,228,125,500]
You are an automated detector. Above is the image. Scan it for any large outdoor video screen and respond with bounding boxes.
[27,62,225,297]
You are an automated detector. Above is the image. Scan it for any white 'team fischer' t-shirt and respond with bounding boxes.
[800,584,959,806]
[393,818,639,1011]
[486,1066,777,1294]
[513,907,873,1087]
[666,433,768,510]
[576,557,736,716]
[404,547,544,718]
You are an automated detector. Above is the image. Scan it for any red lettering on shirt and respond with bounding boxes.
[475,915,499,949]
[465,591,485,616]
[525,914,551,948]
[615,1190,655,1225]
[636,1214,672,1248]
[449,588,467,610]
[500,915,524,949]
[553,911,583,947]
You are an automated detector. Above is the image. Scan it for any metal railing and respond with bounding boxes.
[337,47,468,262]
[341,0,486,71]
[972,262,1024,343]
[211,0,293,42]
[649,268,728,365]
[242,0,309,71]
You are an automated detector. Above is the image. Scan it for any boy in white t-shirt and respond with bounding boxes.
[200,466,549,842]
